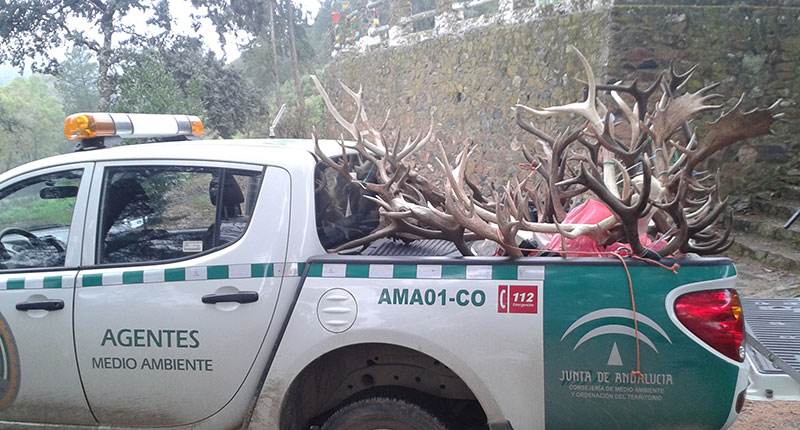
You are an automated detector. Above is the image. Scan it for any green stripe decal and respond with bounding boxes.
[1,262,305,289]
[82,274,102,287]
[491,265,516,280]
[251,263,272,277]
[393,265,417,279]
[164,268,185,282]
[43,276,63,289]
[207,265,229,280]
[442,265,467,279]
[308,264,323,277]
[6,279,24,290]
[346,264,370,278]
[122,271,144,285]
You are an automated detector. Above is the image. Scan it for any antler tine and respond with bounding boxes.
[683,94,782,174]
[313,128,351,181]
[397,114,435,160]
[688,194,729,235]
[311,75,360,142]
[684,210,734,255]
[596,74,662,122]
[312,74,390,158]
[650,178,690,257]
[521,142,538,164]
[610,85,641,149]
[667,62,698,95]
[497,213,523,256]
[576,136,600,164]
[514,104,556,144]
[668,133,698,174]
[549,128,584,222]
[568,153,654,256]
[650,82,724,150]
[590,112,648,165]
[540,45,604,134]
[435,140,472,211]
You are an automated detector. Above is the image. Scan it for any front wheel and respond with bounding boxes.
[320,397,451,430]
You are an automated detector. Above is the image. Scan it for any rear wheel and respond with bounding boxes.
[320,397,451,430]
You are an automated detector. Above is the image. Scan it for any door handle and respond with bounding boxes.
[16,299,64,312]
[202,291,259,304]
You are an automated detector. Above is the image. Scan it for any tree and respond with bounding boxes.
[0,76,69,172]
[111,37,262,139]
[268,0,282,108]
[0,0,171,110]
[111,55,204,116]
[285,0,305,119]
[195,0,314,135]
[54,47,100,115]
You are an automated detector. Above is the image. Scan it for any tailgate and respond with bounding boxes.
[742,298,800,401]
[543,260,747,430]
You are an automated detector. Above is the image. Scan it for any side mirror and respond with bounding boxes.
[40,186,79,199]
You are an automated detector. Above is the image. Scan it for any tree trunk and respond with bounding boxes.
[97,9,115,111]
[268,0,282,108]
[285,0,305,120]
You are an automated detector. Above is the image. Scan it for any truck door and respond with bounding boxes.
[73,161,291,426]
[0,164,95,425]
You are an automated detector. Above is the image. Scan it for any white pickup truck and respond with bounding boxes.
[0,113,750,430]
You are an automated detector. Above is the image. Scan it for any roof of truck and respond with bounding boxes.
[0,138,353,184]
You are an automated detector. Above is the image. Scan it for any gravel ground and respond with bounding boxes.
[731,401,800,429]
[724,254,800,430]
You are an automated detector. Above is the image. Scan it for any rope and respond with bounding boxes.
[519,161,540,172]
[494,230,679,379]
[361,162,376,184]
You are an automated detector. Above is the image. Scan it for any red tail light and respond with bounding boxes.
[674,289,745,362]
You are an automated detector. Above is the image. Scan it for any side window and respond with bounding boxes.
[0,170,83,270]
[97,166,262,265]
[314,155,380,250]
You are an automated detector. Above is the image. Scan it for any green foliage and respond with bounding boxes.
[0,193,76,229]
[0,76,69,173]
[201,66,262,138]
[0,0,169,73]
[112,55,203,115]
[110,37,264,139]
[306,94,324,127]
[0,0,173,109]
[54,46,100,115]
[0,1,327,142]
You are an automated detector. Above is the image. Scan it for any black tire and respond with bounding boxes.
[320,396,451,430]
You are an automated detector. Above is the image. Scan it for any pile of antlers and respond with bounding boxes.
[311,46,781,258]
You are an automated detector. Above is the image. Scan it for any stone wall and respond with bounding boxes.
[608,4,800,196]
[321,1,800,197]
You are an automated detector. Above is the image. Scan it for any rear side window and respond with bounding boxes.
[97,166,262,265]
[314,155,379,250]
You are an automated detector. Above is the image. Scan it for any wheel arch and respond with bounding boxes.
[278,342,497,429]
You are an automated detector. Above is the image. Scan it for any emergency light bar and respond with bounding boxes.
[64,113,204,141]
